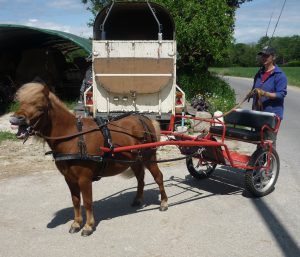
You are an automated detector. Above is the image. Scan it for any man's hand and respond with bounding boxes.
[254,88,268,97]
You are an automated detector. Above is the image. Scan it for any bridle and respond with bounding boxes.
[22,107,49,143]
[22,101,103,142]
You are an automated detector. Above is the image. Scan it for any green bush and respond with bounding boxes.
[63,100,78,110]
[178,73,236,114]
[7,102,19,113]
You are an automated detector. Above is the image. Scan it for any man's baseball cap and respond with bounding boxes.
[257,46,276,56]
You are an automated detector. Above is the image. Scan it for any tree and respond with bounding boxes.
[224,43,258,66]
[258,36,300,65]
[81,0,253,11]
[226,0,253,7]
[153,0,232,73]
[220,35,300,67]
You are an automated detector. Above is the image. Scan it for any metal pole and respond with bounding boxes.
[146,0,163,40]
[100,0,115,40]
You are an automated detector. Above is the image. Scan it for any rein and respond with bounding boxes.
[35,127,103,140]
[213,89,256,119]
[29,111,138,141]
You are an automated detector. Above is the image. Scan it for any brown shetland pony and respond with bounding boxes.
[9,82,168,236]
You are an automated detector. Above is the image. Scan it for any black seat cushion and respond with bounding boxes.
[224,109,276,129]
[210,126,260,142]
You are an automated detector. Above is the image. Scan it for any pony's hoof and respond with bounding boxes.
[81,229,93,237]
[69,226,81,234]
[159,205,168,211]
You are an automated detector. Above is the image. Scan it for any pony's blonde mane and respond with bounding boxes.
[17,83,44,103]
[49,92,72,113]
[17,82,71,113]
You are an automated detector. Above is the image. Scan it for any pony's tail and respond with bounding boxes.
[151,119,161,142]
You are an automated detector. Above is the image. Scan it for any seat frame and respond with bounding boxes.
[209,109,281,145]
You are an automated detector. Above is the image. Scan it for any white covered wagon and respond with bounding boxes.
[85,1,185,121]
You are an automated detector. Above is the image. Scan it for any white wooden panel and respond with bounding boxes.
[92,40,177,115]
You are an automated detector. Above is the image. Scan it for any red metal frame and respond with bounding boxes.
[99,113,280,172]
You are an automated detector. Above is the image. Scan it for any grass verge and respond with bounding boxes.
[0,131,17,143]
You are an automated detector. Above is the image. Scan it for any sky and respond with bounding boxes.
[235,0,300,43]
[0,0,93,38]
[0,0,299,43]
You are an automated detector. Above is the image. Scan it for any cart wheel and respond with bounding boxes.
[186,156,217,179]
[245,147,280,197]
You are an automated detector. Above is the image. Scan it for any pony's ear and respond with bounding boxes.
[42,85,50,97]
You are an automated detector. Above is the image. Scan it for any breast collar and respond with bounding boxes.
[47,116,113,181]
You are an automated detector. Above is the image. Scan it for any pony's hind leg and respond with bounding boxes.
[65,178,83,234]
[145,161,168,211]
[131,164,145,207]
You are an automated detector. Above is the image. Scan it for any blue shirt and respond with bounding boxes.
[253,65,287,119]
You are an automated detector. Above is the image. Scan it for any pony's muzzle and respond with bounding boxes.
[9,115,29,139]
[9,115,27,126]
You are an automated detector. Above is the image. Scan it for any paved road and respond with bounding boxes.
[1,77,300,257]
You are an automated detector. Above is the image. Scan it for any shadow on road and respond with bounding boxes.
[47,184,162,230]
[47,166,246,230]
[250,198,300,257]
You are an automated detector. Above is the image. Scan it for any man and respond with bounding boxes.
[252,46,288,147]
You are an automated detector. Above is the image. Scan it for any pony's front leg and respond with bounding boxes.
[65,178,83,233]
[79,176,95,237]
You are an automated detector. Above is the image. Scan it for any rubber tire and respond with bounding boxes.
[245,147,280,197]
[186,156,217,179]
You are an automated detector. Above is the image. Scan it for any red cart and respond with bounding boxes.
[100,108,280,197]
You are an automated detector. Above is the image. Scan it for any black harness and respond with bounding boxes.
[46,113,195,178]
[48,116,114,181]
[48,112,151,181]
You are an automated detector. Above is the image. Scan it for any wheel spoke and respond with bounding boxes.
[259,181,264,190]
[252,171,264,190]
[206,164,212,171]
[265,171,273,179]
[253,171,262,180]
[258,157,266,167]
[253,163,274,190]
